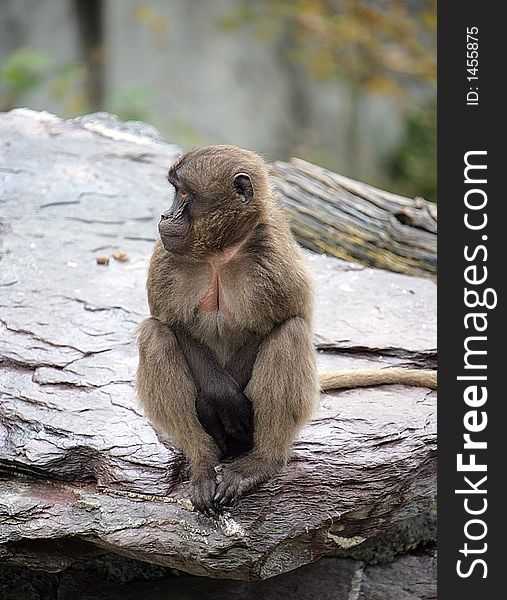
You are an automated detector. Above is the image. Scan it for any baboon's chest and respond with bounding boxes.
[189,261,252,363]
[198,268,232,317]
[196,244,245,319]
[192,269,248,364]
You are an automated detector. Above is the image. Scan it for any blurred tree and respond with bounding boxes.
[72,0,105,112]
[387,101,436,202]
[221,0,436,188]
[133,4,170,49]
[0,4,154,125]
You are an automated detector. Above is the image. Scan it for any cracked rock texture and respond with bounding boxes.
[0,109,436,581]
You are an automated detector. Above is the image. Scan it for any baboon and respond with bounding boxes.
[136,145,436,516]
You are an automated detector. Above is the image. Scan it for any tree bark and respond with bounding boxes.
[271,158,437,279]
[73,0,105,112]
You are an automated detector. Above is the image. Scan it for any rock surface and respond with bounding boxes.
[0,110,436,580]
[0,548,437,600]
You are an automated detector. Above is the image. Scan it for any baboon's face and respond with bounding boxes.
[159,146,265,256]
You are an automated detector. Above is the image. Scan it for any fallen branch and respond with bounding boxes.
[271,159,437,279]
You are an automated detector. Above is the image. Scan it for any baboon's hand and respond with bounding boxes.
[190,473,218,517]
[214,456,278,507]
[214,468,257,507]
[196,385,253,456]
[174,324,255,454]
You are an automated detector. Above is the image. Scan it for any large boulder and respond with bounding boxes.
[0,110,436,580]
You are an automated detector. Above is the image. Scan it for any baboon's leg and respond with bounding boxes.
[136,317,220,515]
[214,317,319,506]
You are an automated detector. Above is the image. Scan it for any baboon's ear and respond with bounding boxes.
[233,172,254,204]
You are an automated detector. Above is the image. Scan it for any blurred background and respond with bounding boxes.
[0,0,436,201]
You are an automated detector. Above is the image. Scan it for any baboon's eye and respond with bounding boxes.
[180,189,189,199]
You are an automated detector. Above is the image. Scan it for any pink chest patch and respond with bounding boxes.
[199,273,220,313]
[199,240,245,317]
[197,242,245,317]
[198,267,232,317]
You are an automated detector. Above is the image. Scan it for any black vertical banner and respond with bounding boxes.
[439,2,502,596]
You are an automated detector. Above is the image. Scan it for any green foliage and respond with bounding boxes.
[0,47,86,114]
[387,103,437,202]
[106,87,153,123]
[0,48,52,110]
[220,0,436,92]
[221,0,437,199]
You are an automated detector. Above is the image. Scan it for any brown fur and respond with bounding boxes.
[137,145,436,515]
[319,368,437,391]
[137,145,318,514]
